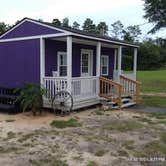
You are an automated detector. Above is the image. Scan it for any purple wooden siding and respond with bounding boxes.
[101,47,115,79]
[45,40,66,76]
[45,39,114,79]
[1,21,62,39]
[0,39,40,87]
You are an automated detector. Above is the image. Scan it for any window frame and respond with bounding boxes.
[81,49,93,77]
[57,51,67,77]
[101,55,109,76]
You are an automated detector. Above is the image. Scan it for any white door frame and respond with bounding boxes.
[81,49,93,77]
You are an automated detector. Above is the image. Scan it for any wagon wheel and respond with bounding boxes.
[52,91,73,114]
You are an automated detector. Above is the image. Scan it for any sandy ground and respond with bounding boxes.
[0,109,166,166]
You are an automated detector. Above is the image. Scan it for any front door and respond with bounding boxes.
[81,49,93,77]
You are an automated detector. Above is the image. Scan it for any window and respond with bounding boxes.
[58,52,67,76]
[81,49,93,76]
[82,53,89,74]
[101,55,109,75]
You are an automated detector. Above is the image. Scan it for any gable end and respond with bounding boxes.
[0,19,66,39]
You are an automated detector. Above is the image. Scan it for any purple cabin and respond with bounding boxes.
[0,18,140,109]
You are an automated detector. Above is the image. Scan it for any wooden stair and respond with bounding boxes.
[99,76,141,110]
[0,87,20,114]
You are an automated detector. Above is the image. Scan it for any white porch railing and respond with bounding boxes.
[43,76,99,100]
[43,77,67,98]
[72,76,98,100]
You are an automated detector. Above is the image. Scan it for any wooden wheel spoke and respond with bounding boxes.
[52,90,73,113]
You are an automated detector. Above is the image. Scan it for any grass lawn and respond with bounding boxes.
[140,96,166,108]
[135,70,166,108]
[137,70,166,93]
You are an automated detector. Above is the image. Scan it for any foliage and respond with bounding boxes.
[52,18,61,26]
[143,0,166,33]
[0,22,9,35]
[82,18,96,34]
[122,25,142,42]
[96,22,108,35]
[72,21,80,29]
[62,17,69,27]
[110,20,124,39]
[16,83,46,116]
[50,118,81,128]
[138,39,164,70]
[87,161,98,166]
[38,19,43,22]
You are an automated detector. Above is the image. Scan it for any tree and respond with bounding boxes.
[122,25,142,42]
[96,22,108,36]
[72,21,80,30]
[111,20,124,39]
[138,39,163,70]
[62,18,69,27]
[38,19,43,22]
[0,22,8,35]
[52,18,61,26]
[143,0,166,33]
[82,18,96,33]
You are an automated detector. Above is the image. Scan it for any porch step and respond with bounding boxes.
[100,96,136,110]
[122,102,136,108]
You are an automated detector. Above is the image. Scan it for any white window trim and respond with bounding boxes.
[101,55,109,76]
[57,51,67,77]
[81,49,93,77]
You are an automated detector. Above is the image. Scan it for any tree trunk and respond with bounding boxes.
[32,105,36,116]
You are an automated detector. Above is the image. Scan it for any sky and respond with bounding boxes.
[0,0,165,40]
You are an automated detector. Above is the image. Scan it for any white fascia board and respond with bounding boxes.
[71,33,139,48]
[0,33,70,42]
[26,19,70,33]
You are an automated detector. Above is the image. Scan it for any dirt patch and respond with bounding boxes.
[140,92,166,97]
[0,109,166,166]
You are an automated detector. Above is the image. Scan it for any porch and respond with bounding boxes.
[40,35,140,109]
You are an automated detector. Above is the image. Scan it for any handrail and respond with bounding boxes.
[120,75,141,85]
[100,76,122,87]
[120,75,141,103]
[99,76,122,109]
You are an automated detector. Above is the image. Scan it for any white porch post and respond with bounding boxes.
[117,46,122,82]
[114,49,117,71]
[96,42,101,76]
[40,38,45,85]
[67,36,72,93]
[133,48,137,79]
[96,42,101,95]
